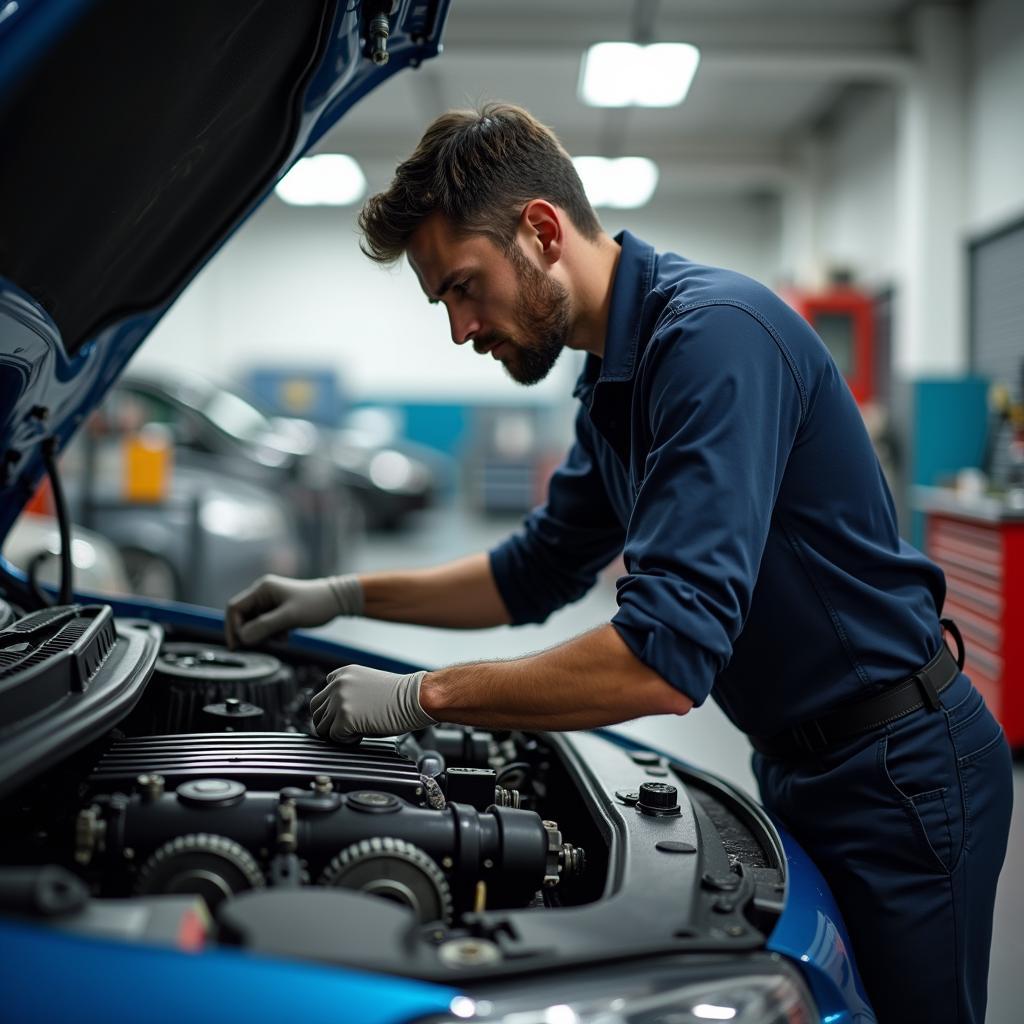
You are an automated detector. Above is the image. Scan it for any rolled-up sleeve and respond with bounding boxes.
[489,408,626,625]
[612,304,804,707]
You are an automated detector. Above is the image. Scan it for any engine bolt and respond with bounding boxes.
[543,820,563,887]
[277,799,298,853]
[438,938,502,968]
[368,12,391,65]
[74,806,105,866]
[312,775,333,794]
[559,843,586,876]
[137,773,165,802]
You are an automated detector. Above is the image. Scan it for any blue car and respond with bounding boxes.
[0,3,875,1022]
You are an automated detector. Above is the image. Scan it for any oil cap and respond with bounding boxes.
[636,781,681,817]
[347,791,401,814]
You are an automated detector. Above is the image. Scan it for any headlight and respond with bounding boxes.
[432,960,816,1024]
[199,497,287,540]
[368,450,415,492]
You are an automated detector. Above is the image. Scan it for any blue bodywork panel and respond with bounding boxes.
[0,918,458,1024]
[767,828,877,1023]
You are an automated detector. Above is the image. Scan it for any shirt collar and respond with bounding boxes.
[572,229,656,403]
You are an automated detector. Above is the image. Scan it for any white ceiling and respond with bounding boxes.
[317,0,962,203]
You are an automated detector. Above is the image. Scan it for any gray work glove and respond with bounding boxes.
[225,573,363,649]
[310,665,435,744]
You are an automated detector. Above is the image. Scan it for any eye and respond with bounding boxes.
[452,279,470,296]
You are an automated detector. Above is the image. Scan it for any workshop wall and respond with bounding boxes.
[808,0,1024,381]
[135,0,1024,432]
[816,88,899,290]
[137,192,782,403]
[967,0,1024,236]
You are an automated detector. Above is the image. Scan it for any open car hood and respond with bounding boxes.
[0,0,449,552]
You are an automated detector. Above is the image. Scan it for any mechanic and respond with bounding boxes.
[226,103,1013,1022]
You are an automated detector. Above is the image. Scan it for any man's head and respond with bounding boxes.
[358,103,603,384]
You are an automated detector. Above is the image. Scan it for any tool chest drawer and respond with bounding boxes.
[926,512,1024,747]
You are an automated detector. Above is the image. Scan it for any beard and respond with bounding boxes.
[475,244,570,386]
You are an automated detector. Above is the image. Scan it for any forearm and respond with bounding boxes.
[359,553,512,629]
[420,623,693,730]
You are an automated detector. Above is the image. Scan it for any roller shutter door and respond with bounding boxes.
[969,219,1024,486]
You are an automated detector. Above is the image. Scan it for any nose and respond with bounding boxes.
[448,308,481,346]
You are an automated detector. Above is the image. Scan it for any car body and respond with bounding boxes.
[59,426,305,606]
[107,369,361,576]
[2,510,129,595]
[0,3,876,1023]
[328,415,444,531]
[116,368,437,533]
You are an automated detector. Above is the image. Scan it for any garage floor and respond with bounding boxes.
[322,499,1023,1021]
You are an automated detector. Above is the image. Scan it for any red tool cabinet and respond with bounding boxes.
[917,487,1024,747]
[783,287,875,406]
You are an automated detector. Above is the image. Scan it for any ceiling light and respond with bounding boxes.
[275,154,367,206]
[572,156,659,209]
[579,41,700,107]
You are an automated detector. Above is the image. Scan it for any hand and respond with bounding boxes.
[225,573,363,649]
[310,665,435,743]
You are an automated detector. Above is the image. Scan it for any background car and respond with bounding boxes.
[239,366,453,531]
[55,412,305,607]
[118,367,439,534]
[327,410,445,531]
[111,370,362,574]
[0,3,875,1022]
[2,510,129,596]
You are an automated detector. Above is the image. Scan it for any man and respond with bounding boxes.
[226,103,1012,1021]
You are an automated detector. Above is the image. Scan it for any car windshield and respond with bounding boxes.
[200,390,274,443]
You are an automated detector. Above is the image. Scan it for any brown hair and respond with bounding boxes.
[358,102,602,264]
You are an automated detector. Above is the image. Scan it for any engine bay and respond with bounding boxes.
[0,599,786,981]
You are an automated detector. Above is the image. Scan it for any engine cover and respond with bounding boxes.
[87,732,430,806]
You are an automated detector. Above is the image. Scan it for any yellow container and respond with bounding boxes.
[122,425,173,503]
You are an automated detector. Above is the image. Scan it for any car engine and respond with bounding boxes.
[76,724,580,923]
[0,601,787,982]
[0,604,592,957]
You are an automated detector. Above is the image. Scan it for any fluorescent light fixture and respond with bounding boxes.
[579,41,700,107]
[572,156,659,209]
[275,154,366,206]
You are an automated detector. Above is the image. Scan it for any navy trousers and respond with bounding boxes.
[754,672,1013,1023]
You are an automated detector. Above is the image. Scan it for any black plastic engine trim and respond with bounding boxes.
[0,609,162,799]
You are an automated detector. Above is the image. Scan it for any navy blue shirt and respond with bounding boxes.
[489,231,946,736]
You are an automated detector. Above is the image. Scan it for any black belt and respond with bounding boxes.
[750,621,965,760]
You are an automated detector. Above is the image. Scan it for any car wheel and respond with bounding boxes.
[120,548,180,601]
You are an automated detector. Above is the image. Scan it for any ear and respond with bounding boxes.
[520,200,563,265]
